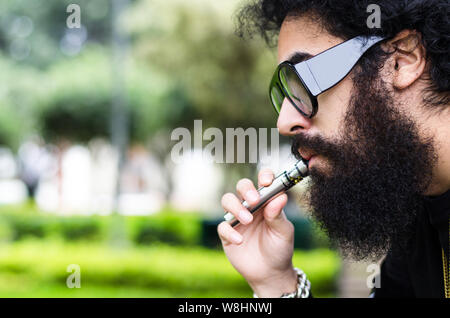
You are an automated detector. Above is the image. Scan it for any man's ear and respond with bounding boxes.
[384,30,427,90]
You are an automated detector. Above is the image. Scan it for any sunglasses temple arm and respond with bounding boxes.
[295,36,386,96]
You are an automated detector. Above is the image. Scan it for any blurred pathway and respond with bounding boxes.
[338,259,374,298]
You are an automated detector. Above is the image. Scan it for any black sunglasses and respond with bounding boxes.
[270,35,386,118]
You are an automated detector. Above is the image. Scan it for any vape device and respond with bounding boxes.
[224,159,309,227]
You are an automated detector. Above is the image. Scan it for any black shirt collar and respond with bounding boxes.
[423,189,450,255]
[424,189,450,228]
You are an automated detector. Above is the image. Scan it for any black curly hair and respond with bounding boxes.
[236,0,450,108]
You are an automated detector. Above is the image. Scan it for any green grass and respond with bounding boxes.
[0,240,339,298]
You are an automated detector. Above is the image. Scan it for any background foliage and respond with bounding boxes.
[0,204,339,297]
[0,0,341,297]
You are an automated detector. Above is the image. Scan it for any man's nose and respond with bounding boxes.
[277,98,312,136]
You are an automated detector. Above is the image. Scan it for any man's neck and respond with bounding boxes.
[422,107,450,196]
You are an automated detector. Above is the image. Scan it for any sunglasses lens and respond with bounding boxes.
[270,85,284,113]
[279,65,313,116]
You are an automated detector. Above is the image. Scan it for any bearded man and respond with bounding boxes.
[218,0,449,298]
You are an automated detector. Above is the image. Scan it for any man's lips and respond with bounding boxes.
[298,149,316,161]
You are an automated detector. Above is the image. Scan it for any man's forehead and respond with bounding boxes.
[277,17,342,64]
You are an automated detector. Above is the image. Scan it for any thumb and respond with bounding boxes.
[262,193,292,235]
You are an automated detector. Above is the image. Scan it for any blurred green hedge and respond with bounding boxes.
[127,213,201,246]
[0,203,331,250]
[0,204,202,246]
[0,240,339,297]
[0,204,340,297]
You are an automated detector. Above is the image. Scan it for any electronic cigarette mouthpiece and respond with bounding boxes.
[224,159,309,227]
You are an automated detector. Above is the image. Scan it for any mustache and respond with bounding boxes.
[290,133,346,164]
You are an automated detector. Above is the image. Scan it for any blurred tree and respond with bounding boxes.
[36,48,112,143]
[125,0,282,187]
[0,0,286,202]
[0,104,23,150]
[34,47,187,144]
[0,54,43,150]
[0,0,114,149]
[126,0,278,131]
[0,0,112,67]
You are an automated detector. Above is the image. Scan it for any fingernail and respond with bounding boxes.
[231,233,242,244]
[239,210,252,224]
[246,190,259,203]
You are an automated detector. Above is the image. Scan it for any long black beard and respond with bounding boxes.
[292,77,436,261]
